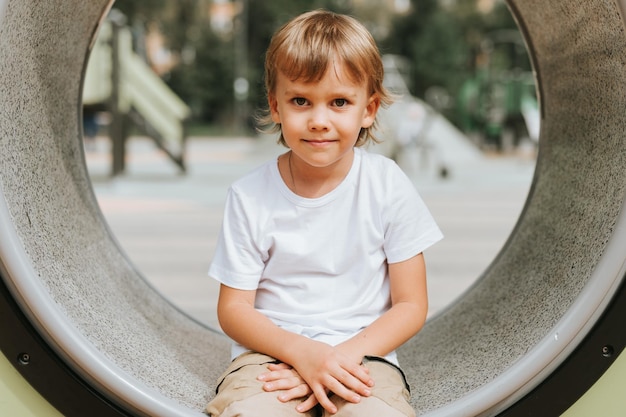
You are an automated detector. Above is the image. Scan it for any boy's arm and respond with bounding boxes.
[259,253,428,411]
[337,253,428,362]
[217,284,373,413]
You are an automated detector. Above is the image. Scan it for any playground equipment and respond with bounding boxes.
[83,10,191,175]
[377,54,477,178]
[457,29,540,152]
[1,0,625,416]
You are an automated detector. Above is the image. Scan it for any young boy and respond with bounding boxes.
[206,10,442,417]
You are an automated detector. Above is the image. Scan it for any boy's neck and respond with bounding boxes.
[281,149,355,198]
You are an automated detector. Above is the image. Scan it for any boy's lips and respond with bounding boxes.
[303,139,337,148]
[303,139,337,144]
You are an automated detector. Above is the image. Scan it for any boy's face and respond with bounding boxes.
[269,62,380,171]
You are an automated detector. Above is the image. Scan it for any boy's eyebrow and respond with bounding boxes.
[282,86,360,98]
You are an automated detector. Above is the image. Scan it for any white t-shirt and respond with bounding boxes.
[209,147,443,364]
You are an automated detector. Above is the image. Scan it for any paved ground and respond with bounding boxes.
[85,133,536,331]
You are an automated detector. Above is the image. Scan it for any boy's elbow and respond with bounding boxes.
[216,285,257,333]
[216,297,242,336]
[217,300,243,333]
[216,303,231,336]
[407,301,428,335]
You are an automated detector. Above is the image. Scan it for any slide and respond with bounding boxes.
[83,16,191,170]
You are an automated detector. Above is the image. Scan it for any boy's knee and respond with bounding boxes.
[329,396,412,417]
[218,391,313,417]
[327,356,415,417]
[207,352,317,417]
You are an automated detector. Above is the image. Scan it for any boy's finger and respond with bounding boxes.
[277,383,312,403]
[267,362,291,371]
[348,363,375,388]
[295,393,319,413]
[258,368,303,384]
[262,375,304,391]
[321,374,364,409]
[339,365,374,395]
[308,386,337,415]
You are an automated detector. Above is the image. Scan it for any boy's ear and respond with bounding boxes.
[269,94,281,124]
[362,94,381,128]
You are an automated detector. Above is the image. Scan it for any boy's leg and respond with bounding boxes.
[219,391,316,417]
[326,357,416,417]
[207,352,316,417]
[329,396,408,417]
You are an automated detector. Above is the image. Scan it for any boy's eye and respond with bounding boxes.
[334,98,347,107]
[293,97,307,106]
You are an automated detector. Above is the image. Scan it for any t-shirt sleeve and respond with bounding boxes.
[208,187,265,290]
[383,164,443,264]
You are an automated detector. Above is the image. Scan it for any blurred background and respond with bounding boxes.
[83,0,538,329]
[84,0,539,159]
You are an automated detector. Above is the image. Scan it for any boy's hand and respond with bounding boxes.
[258,362,315,405]
[289,340,374,414]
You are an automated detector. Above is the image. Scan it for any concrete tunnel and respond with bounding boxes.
[1,0,625,415]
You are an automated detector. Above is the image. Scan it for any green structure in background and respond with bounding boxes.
[457,29,539,152]
[83,10,191,175]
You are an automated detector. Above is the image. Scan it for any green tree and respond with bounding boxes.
[113,0,168,22]
[148,0,352,129]
[384,0,468,98]
[167,25,235,125]
[384,0,521,125]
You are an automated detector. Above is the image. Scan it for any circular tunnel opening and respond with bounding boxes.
[1,1,625,416]
[83,2,538,330]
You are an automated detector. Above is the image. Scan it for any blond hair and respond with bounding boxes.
[262,10,393,147]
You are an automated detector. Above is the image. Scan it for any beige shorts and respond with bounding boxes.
[206,352,416,417]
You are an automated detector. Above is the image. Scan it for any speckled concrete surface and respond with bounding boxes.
[1,0,625,415]
[400,0,626,413]
[0,0,228,413]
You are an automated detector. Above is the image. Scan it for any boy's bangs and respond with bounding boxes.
[277,49,328,84]
[277,46,364,85]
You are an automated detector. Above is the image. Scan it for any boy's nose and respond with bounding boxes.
[308,107,330,131]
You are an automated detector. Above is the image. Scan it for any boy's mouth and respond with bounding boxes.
[303,139,336,144]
